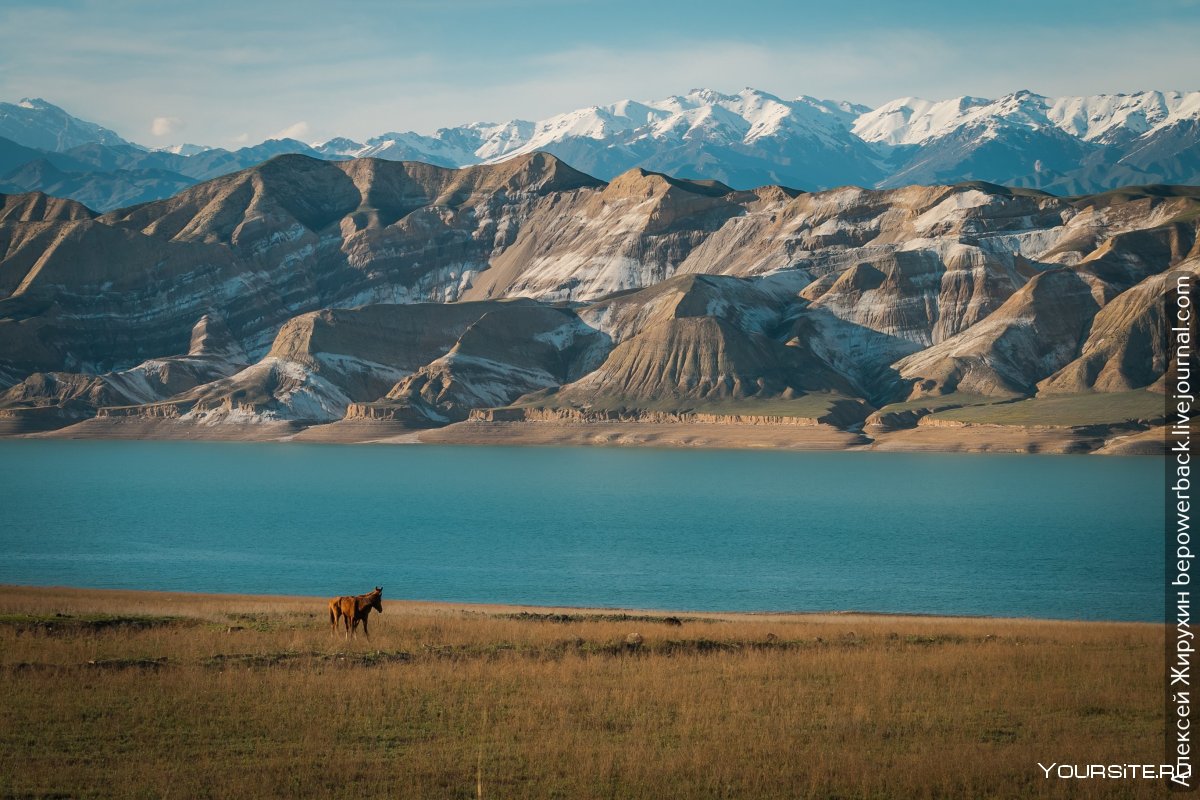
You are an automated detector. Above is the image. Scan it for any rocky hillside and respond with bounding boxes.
[0,153,1193,446]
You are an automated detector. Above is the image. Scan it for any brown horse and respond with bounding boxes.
[329,586,383,638]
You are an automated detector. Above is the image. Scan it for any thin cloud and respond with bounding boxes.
[271,121,310,141]
[150,116,183,137]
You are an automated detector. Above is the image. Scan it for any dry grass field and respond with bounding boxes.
[0,586,1167,799]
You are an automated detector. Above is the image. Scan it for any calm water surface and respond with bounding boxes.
[0,440,1164,620]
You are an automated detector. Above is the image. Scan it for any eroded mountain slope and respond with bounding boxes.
[0,155,1193,445]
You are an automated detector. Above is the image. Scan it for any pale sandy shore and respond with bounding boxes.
[864,422,1166,455]
[18,415,1166,455]
[0,583,864,623]
[416,419,870,450]
[26,415,305,442]
[419,419,1165,455]
[0,584,1151,627]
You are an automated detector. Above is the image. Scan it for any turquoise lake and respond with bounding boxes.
[0,440,1165,621]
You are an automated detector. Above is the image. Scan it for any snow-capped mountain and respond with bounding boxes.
[309,87,1200,194]
[1,88,1198,211]
[471,89,869,157]
[0,98,133,152]
[316,89,882,189]
[153,143,212,157]
[856,89,1200,192]
[854,89,1200,147]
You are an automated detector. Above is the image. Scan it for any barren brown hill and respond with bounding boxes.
[0,154,1193,451]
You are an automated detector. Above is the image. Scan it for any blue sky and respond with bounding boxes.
[0,0,1197,146]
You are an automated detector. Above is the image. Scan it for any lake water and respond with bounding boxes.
[0,440,1165,621]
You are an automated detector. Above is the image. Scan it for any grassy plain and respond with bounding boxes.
[926,390,1164,427]
[0,586,1166,799]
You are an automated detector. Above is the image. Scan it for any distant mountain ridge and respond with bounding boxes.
[0,88,1197,211]
[0,98,132,151]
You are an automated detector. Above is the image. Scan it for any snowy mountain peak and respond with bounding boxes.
[313,136,366,156]
[854,95,1000,145]
[3,87,1200,213]
[0,97,132,152]
[1045,90,1200,144]
[153,143,212,156]
[683,87,738,103]
[852,89,1200,150]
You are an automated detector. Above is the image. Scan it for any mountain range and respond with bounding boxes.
[1,88,1198,211]
[0,150,1192,453]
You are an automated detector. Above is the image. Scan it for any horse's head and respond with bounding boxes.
[372,586,383,613]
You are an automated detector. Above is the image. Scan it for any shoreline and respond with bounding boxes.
[4,415,1169,456]
[0,584,1159,626]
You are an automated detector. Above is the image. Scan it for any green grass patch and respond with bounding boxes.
[1168,203,1200,224]
[1070,184,1200,206]
[674,394,864,418]
[927,390,1165,427]
[873,392,1015,415]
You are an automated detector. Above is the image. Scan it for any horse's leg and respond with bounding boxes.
[361,614,370,640]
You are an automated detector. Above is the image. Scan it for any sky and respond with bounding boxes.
[0,0,1198,147]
